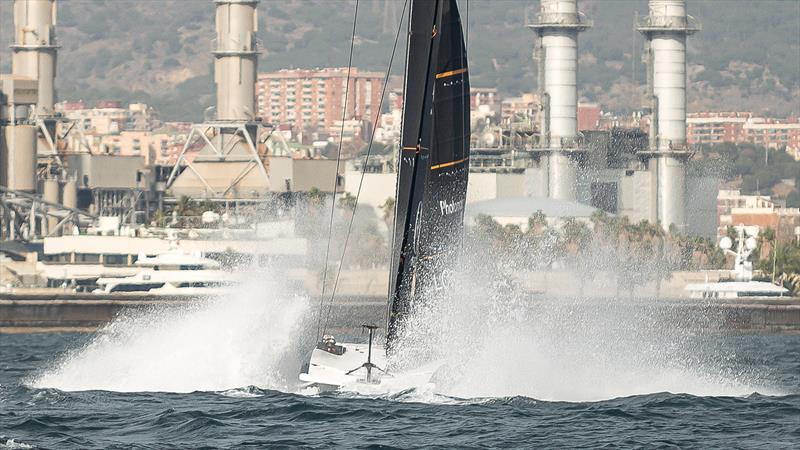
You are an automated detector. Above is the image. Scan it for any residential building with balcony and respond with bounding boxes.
[255,68,390,134]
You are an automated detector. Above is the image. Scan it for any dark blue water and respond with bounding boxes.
[1,332,799,449]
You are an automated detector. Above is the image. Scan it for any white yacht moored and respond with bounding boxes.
[94,248,231,295]
[685,226,790,299]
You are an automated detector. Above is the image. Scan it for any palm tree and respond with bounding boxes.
[307,187,326,208]
[559,218,591,261]
[528,210,548,233]
[589,209,611,234]
[379,197,395,225]
[151,209,168,227]
[337,192,357,210]
[176,195,193,216]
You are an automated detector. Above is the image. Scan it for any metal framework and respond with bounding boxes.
[0,186,96,240]
[93,188,144,225]
[165,121,268,197]
[165,120,293,198]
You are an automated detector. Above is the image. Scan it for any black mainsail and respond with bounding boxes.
[387,0,470,344]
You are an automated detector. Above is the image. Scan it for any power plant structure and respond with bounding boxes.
[528,0,591,202]
[0,76,38,194]
[2,0,717,244]
[167,0,271,199]
[10,0,61,162]
[468,0,711,235]
[1,0,91,240]
[637,0,700,231]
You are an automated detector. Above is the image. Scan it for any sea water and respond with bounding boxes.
[1,332,798,448]
[1,281,798,448]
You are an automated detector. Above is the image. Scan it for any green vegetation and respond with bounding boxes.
[756,229,800,295]
[467,209,800,295]
[467,210,727,296]
[379,197,395,225]
[691,143,800,203]
[337,192,357,210]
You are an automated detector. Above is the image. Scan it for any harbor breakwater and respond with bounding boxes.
[1,292,799,334]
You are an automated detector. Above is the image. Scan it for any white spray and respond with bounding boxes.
[31,273,311,393]
[385,257,776,402]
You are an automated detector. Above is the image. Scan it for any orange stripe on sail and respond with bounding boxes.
[430,157,468,170]
[435,68,467,79]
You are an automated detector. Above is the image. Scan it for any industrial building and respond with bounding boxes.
[1,0,93,241]
[344,0,715,236]
[527,0,591,202]
[488,0,710,234]
[167,0,271,199]
[2,0,717,247]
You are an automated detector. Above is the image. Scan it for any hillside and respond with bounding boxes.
[0,0,798,121]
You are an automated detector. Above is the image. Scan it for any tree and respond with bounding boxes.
[358,142,392,156]
[380,197,395,225]
[558,218,591,258]
[175,195,194,216]
[337,192,357,210]
[307,187,327,207]
[151,209,168,227]
[528,210,548,233]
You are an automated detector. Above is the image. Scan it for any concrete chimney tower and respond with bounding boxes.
[168,0,270,198]
[638,0,699,231]
[11,0,57,119]
[11,0,60,161]
[529,0,590,201]
[214,0,259,121]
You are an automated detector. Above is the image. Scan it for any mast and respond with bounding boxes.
[387,0,470,345]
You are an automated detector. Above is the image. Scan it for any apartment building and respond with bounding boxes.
[744,117,800,151]
[687,112,800,156]
[255,68,386,133]
[717,189,800,241]
[58,101,161,134]
[500,93,539,124]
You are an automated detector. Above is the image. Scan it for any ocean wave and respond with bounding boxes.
[0,438,34,450]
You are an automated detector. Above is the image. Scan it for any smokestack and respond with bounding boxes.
[213,0,259,121]
[166,0,268,197]
[529,0,590,201]
[638,0,699,231]
[11,0,58,118]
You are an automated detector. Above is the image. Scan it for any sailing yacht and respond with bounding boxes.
[300,0,470,388]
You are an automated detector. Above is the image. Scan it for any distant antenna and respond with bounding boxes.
[632,11,638,84]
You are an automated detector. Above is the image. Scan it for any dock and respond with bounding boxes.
[1,292,798,334]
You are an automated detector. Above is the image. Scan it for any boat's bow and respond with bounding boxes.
[300,341,389,389]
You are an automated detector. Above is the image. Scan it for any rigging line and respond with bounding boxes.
[321,0,411,338]
[465,0,469,52]
[316,0,360,339]
[388,0,413,291]
[462,0,472,164]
